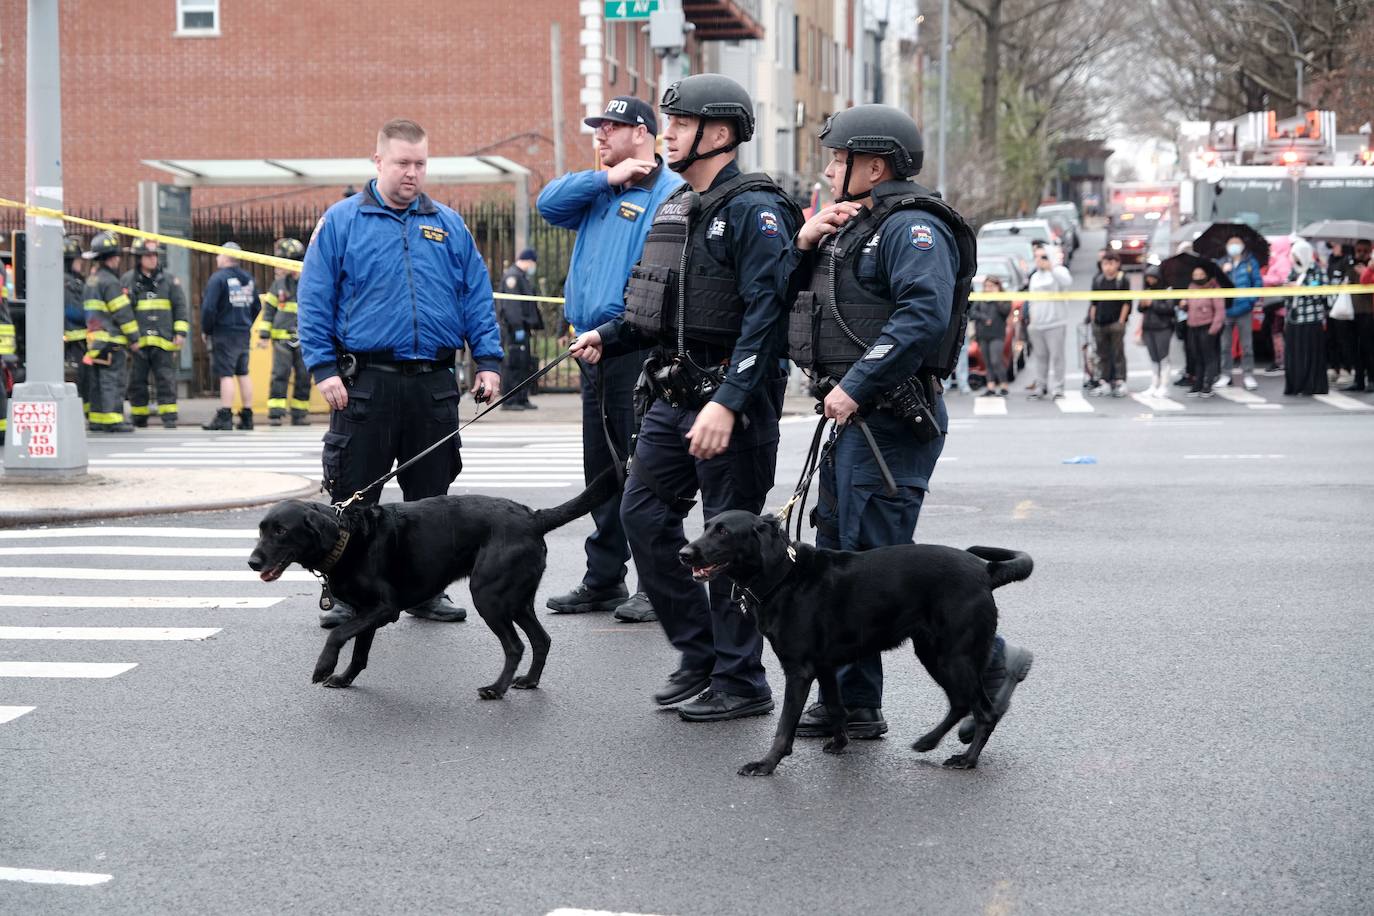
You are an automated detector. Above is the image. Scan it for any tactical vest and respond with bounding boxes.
[788,183,976,380]
[261,275,300,343]
[123,268,185,350]
[624,172,800,352]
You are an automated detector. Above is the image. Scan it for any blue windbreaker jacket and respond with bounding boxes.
[298,181,503,383]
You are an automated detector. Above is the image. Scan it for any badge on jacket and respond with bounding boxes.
[910,224,935,250]
[758,211,780,237]
[420,224,448,243]
[618,201,645,222]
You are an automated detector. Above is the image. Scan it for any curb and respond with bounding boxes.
[0,478,323,529]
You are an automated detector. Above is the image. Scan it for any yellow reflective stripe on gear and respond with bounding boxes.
[157,404,178,415]
[64,328,87,342]
[173,321,189,333]
[0,418,7,432]
[279,302,298,313]
[260,293,279,307]
[134,299,173,311]
[108,293,131,310]
[269,328,292,339]
[0,323,14,356]
[289,399,311,411]
[139,335,179,350]
[130,405,151,416]
[88,411,124,424]
[120,320,141,335]
[266,398,288,409]
[84,299,109,312]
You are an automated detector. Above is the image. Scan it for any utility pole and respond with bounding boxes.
[3,0,88,479]
[650,0,692,108]
[550,22,565,177]
[937,0,950,196]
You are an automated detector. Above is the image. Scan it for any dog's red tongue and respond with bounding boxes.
[259,566,282,583]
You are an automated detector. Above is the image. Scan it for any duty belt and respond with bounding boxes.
[355,350,456,375]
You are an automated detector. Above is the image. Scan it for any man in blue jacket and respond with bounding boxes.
[537,96,682,624]
[298,118,504,628]
[199,242,259,430]
[1216,235,1262,391]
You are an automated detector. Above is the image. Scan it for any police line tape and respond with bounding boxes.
[6,198,1371,305]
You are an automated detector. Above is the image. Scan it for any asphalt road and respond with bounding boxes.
[4,235,1373,915]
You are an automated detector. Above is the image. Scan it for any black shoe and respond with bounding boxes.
[237,408,254,431]
[546,581,629,614]
[319,600,356,629]
[677,689,774,722]
[1340,383,1366,392]
[202,407,234,431]
[500,403,524,411]
[405,593,467,622]
[161,418,177,429]
[291,413,311,426]
[653,669,711,706]
[131,415,149,428]
[269,415,283,427]
[520,402,538,410]
[90,421,135,433]
[796,702,888,739]
[613,591,657,623]
[958,642,1034,743]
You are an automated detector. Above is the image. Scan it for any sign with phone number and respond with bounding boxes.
[11,401,59,458]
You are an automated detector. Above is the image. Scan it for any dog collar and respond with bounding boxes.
[732,544,798,614]
[315,529,351,575]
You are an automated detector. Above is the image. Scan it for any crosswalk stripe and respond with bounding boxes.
[0,546,249,558]
[972,396,1007,416]
[1214,387,1268,405]
[0,706,35,725]
[1314,392,1374,411]
[0,626,221,640]
[1130,392,1185,411]
[0,661,137,678]
[0,568,313,582]
[0,596,283,608]
[1055,391,1094,413]
[0,866,113,886]
[0,527,258,540]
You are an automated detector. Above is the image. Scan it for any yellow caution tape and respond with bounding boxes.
[7,197,1371,305]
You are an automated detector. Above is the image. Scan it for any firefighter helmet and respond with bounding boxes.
[63,235,83,260]
[274,237,306,260]
[128,238,164,258]
[82,230,123,261]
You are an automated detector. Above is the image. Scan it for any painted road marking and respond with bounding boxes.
[1131,392,1185,412]
[1183,454,1285,460]
[972,396,1007,416]
[1214,387,1268,406]
[0,627,221,640]
[1314,392,1374,411]
[0,866,113,886]
[0,596,282,608]
[0,527,258,540]
[0,568,313,582]
[1055,391,1094,413]
[0,546,249,558]
[0,662,137,678]
[0,706,35,725]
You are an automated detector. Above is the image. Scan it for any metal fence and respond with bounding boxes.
[3,201,582,395]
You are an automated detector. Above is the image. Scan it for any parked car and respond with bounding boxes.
[1035,202,1081,256]
[976,237,1039,277]
[975,255,1029,292]
[978,218,1066,265]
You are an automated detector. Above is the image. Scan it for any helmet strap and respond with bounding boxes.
[835,152,866,203]
[668,119,741,174]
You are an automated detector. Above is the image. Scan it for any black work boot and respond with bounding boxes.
[652,668,711,706]
[546,582,629,614]
[291,412,311,426]
[131,414,149,428]
[677,689,775,722]
[405,593,467,622]
[269,414,283,427]
[796,702,888,739]
[959,641,1034,743]
[161,416,177,429]
[202,407,234,431]
[613,591,657,623]
[237,408,254,430]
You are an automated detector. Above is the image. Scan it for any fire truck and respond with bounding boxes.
[1103,182,1179,267]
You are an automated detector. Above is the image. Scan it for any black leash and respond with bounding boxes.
[331,349,576,513]
[775,416,840,541]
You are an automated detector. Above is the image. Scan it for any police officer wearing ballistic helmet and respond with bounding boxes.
[787,104,1033,742]
[571,74,802,722]
[298,118,504,629]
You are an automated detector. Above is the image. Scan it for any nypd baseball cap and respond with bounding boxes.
[584,96,658,135]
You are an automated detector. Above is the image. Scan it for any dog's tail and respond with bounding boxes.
[966,546,1033,590]
[533,468,621,535]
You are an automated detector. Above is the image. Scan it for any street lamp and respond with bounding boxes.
[1261,0,1304,115]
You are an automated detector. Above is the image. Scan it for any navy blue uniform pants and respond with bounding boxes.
[579,350,649,591]
[813,405,945,709]
[621,381,783,698]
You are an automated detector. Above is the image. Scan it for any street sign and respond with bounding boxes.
[605,0,658,20]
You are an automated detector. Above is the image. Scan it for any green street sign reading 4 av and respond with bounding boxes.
[605,0,659,19]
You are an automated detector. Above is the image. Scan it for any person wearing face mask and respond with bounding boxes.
[1216,236,1262,391]
[1137,265,1176,397]
[497,249,544,412]
[1283,238,1331,397]
[1181,266,1224,397]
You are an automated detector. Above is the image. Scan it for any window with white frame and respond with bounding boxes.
[175,0,220,36]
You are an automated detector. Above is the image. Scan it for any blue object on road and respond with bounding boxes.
[1061,455,1098,464]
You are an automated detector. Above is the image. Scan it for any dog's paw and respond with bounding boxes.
[310,668,334,684]
[477,685,506,700]
[822,737,848,755]
[511,676,540,690]
[738,760,777,777]
[322,674,353,689]
[941,753,978,770]
[911,735,941,752]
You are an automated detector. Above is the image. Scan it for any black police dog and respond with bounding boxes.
[680,510,1032,776]
[249,470,618,699]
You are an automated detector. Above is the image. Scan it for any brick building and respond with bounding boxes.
[0,0,766,215]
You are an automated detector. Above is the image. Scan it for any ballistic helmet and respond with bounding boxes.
[820,104,924,178]
[660,74,755,172]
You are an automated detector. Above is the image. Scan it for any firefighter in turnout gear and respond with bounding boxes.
[786,104,1033,743]
[122,239,188,428]
[257,237,312,426]
[62,235,91,416]
[0,287,14,446]
[571,74,802,723]
[82,230,141,433]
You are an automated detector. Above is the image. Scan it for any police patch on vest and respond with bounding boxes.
[910,224,935,250]
[708,218,727,239]
[420,224,448,243]
[758,211,780,237]
[618,201,645,222]
[656,200,693,224]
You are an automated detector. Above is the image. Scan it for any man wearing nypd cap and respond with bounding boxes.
[538,95,682,624]
[786,104,1034,747]
[571,75,802,722]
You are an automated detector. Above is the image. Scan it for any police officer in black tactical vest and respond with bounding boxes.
[786,104,1034,742]
[570,74,802,722]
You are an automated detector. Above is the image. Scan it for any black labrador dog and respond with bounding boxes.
[249,470,618,699]
[680,510,1033,776]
